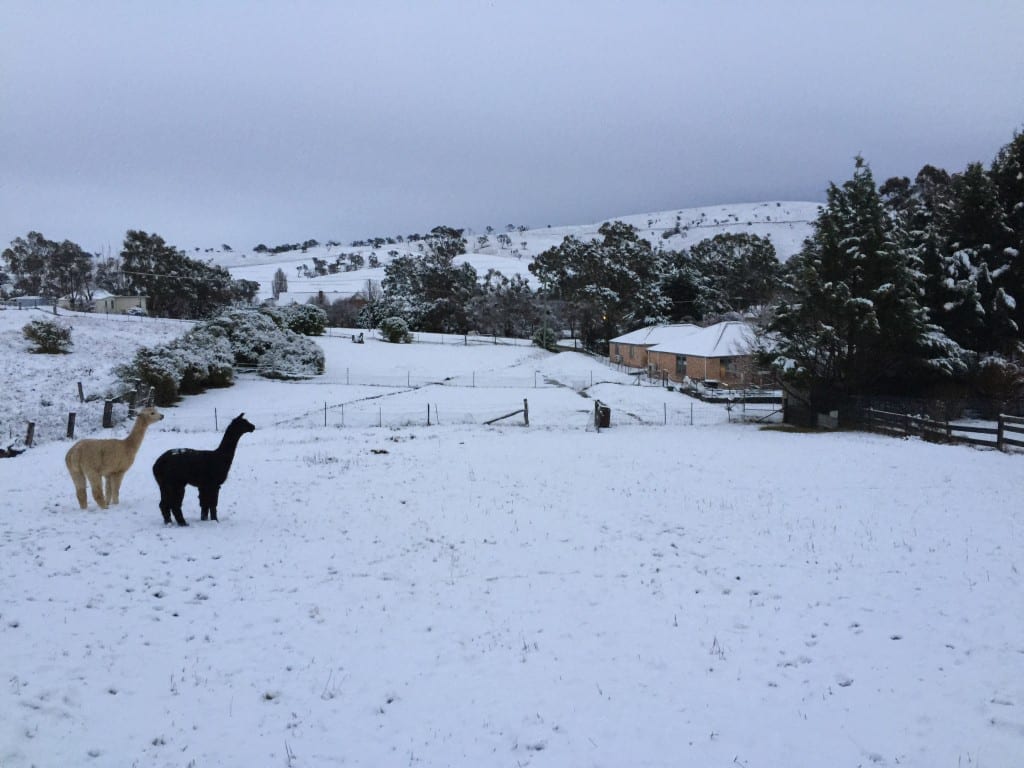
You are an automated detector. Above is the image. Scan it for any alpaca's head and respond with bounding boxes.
[137,406,164,426]
[231,413,256,435]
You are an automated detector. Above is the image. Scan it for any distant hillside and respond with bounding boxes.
[202,201,820,305]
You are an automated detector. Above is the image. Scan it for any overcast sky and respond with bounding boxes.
[2,1,1023,253]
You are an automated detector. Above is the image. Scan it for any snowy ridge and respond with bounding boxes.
[199,200,820,304]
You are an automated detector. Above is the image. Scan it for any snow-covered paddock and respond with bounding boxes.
[1,309,1022,767]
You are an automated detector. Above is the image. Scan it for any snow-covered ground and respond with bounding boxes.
[1,307,1021,767]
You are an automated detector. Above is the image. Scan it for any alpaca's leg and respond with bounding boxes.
[198,486,216,521]
[170,484,188,527]
[158,493,173,525]
[208,486,222,521]
[69,468,88,509]
[86,469,107,509]
[105,473,124,505]
[159,483,188,526]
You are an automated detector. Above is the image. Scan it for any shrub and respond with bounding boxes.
[118,347,184,406]
[118,323,235,404]
[205,308,282,366]
[266,303,327,336]
[116,307,326,401]
[258,331,325,379]
[532,326,559,351]
[175,325,235,394]
[23,318,72,353]
[381,316,412,343]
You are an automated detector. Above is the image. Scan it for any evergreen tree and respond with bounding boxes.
[2,232,93,306]
[659,249,702,322]
[769,158,956,408]
[988,130,1024,350]
[467,269,539,338]
[120,230,255,319]
[272,268,288,300]
[2,232,48,295]
[687,233,781,318]
[528,221,669,350]
[377,248,477,333]
[944,162,1017,353]
[46,240,94,308]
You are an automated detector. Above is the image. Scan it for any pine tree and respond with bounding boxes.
[988,131,1024,352]
[944,162,1017,354]
[770,158,954,407]
[272,268,288,300]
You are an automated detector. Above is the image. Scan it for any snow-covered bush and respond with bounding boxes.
[381,316,412,343]
[205,308,281,366]
[257,330,325,379]
[975,356,1024,402]
[119,346,184,405]
[117,308,325,401]
[23,318,72,353]
[176,325,235,394]
[532,326,558,351]
[264,303,327,336]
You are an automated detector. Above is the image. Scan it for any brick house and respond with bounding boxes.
[608,323,701,370]
[644,321,770,388]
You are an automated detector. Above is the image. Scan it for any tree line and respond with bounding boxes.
[2,230,258,318]
[4,129,1021,404]
[770,131,1023,409]
[356,132,1022,405]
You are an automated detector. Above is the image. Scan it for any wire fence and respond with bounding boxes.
[152,393,782,434]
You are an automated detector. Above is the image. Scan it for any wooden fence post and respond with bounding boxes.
[102,401,114,428]
[997,414,1005,452]
[523,399,529,426]
[77,382,85,403]
[25,422,35,447]
[67,412,76,439]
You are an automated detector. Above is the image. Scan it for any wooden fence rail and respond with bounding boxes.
[863,408,1023,452]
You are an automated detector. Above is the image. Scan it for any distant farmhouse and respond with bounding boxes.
[609,323,701,370]
[4,295,51,309]
[57,290,148,315]
[610,320,772,388]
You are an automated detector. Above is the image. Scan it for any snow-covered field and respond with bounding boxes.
[1,308,1021,767]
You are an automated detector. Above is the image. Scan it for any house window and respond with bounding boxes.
[613,343,620,357]
[722,357,738,375]
[675,355,687,376]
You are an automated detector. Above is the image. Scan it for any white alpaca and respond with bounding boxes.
[65,406,164,509]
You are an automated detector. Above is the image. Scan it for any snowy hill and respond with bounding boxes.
[200,201,819,305]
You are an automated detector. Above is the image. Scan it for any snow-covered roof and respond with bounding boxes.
[610,323,701,346]
[648,321,755,358]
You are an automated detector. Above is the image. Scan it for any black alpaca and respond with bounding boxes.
[152,413,255,526]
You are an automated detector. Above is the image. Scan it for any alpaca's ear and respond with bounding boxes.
[238,413,245,418]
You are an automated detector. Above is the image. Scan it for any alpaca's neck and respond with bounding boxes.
[122,417,152,457]
[216,425,246,465]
